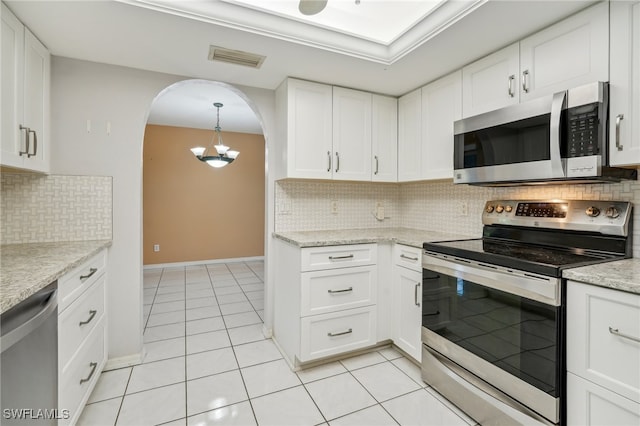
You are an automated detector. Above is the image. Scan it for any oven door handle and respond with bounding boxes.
[422,255,560,306]
[549,90,567,179]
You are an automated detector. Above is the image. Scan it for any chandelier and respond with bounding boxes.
[190,102,239,168]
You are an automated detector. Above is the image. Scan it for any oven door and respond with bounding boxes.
[421,252,563,425]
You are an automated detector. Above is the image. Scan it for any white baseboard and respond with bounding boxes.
[104,350,145,371]
[144,256,265,270]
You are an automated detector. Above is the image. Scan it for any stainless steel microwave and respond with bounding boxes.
[453,82,637,185]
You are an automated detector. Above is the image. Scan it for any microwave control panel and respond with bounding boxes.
[567,103,601,158]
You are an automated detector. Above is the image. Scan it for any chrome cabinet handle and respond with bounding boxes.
[615,114,624,151]
[328,254,354,260]
[79,310,98,326]
[522,70,530,93]
[609,326,640,343]
[80,268,98,281]
[414,282,421,306]
[19,125,30,156]
[374,155,379,175]
[80,362,98,384]
[335,152,340,173]
[328,328,352,337]
[400,254,419,261]
[328,287,353,294]
[27,130,37,157]
[327,151,332,172]
[508,74,515,98]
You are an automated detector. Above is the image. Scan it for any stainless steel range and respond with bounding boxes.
[421,199,633,426]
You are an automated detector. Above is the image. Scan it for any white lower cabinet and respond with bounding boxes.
[567,280,640,424]
[392,244,422,361]
[274,241,378,366]
[58,249,108,426]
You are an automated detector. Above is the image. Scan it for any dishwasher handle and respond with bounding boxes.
[1,287,58,354]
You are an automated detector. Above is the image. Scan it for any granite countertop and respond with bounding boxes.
[1,240,112,315]
[273,227,476,248]
[563,258,640,295]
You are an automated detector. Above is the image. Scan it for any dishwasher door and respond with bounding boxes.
[1,282,58,425]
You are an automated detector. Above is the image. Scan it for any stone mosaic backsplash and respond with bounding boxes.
[1,173,112,244]
[275,178,640,256]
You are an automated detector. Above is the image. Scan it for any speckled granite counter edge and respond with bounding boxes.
[1,240,112,315]
[563,258,640,295]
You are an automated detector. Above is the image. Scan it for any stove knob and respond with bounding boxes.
[585,206,601,217]
[495,205,504,213]
[605,206,620,219]
[486,205,495,213]
[505,205,513,213]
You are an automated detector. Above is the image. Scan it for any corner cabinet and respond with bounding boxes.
[58,249,108,426]
[566,281,640,425]
[276,78,398,183]
[397,88,422,182]
[273,240,378,366]
[609,0,640,167]
[1,3,50,173]
[392,245,423,361]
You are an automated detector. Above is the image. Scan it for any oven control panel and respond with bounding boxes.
[482,200,633,236]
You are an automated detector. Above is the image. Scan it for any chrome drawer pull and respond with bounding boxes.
[374,155,379,175]
[414,282,421,306]
[328,287,353,294]
[328,254,354,261]
[79,362,98,384]
[328,328,352,337]
[79,310,98,326]
[615,114,624,151]
[27,129,37,157]
[507,74,515,98]
[522,70,530,93]
[19,125,30,156]
[327,151,332,172]
[80,268,98,281]
[400,254,419,261]
[609,327,640,344]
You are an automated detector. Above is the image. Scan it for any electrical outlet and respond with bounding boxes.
[330,200,338,214]
[153,244,160,252]
[375,201,385,220]
[460,202,468,216]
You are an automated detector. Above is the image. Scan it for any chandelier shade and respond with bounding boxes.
[191,102,239,168]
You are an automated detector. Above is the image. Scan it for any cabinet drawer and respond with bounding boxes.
[59,322,106,426]
[567,282,640,403]
[394,244,422,271]
[567,372,640,426]
[59,249,106,312]
[59,277,106,371]
[301,244,377,272]
[300,306,376,362]
[301,265,376,316]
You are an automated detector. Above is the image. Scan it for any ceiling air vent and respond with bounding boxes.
[208,46,266,69]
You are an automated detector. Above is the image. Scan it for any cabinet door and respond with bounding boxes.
[371,94,398,182]
[421,70,462,180]
[567,373,640,426]
[1,3,25,169]
[393,265,422,361]
[519,1,609,102]
[609,1,640,167]
[397,88,422,182]
[462,43,520,118]
[332,87,372,181]
[22,28,50,172]
[286,79,333,179]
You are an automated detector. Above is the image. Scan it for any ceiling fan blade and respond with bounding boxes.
[298,0,328,16]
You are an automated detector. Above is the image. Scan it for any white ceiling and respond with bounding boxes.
[5,0,597,133]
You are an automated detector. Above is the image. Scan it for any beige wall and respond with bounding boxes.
[143,124,265,265]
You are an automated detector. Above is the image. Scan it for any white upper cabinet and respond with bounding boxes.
[277,78,333,179]
[519,1,609,102]
[421,70,462,180]
[609,0,640,167]
[371,94,398,182]
[332,87,372,181]
[397,88,422,182]
[1,3,50,173]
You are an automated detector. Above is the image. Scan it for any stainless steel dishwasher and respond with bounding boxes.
[1,281,58,425]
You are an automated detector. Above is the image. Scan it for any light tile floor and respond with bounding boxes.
[78,261,478,426]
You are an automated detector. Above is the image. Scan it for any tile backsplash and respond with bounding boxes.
[275,178,640,256]
[1,173,112,244]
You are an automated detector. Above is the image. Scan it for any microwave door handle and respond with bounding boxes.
[549,90,567,178]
